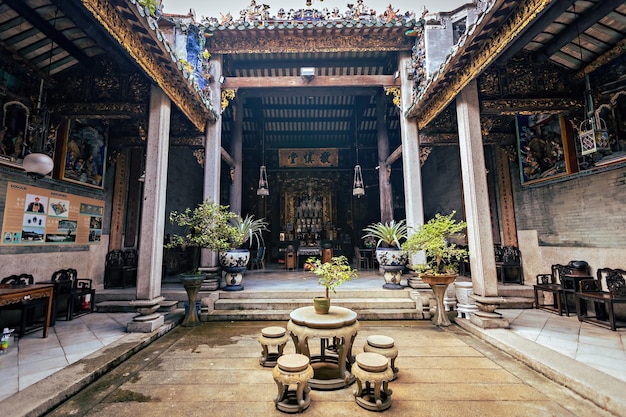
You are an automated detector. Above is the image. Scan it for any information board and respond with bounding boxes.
[2,182,104,245]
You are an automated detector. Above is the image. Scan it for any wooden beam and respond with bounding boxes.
[221,147,235,167]
[225,75,396,89]
[386,144,402,165]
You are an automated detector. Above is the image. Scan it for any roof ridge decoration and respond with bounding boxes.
[194,1,422,28]
[83,0,217,131]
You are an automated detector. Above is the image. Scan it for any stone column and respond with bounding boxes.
[201,55,223,268]
[229,99,243,215]
[376,90,393,223]
[128,84,169,332]
[456,80,507,328]
[399,53,425,266]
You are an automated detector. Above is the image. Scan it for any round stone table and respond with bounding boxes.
[287,306,360,390]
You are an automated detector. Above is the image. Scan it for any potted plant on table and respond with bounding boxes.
[362,219,408,289]
[401,211,468,326]
[307,255,358,314]
[219,214,269,290]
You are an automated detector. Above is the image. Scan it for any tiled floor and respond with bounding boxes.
[1,271,626,404]
[0,312,136,402]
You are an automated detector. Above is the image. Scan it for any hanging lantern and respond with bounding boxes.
[353,164,365,197]
[257,165,269,196]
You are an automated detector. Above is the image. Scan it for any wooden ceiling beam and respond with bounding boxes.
[224,75,397,89]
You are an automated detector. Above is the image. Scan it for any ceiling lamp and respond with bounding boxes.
[352,113,365,197]
[353,165,365,197]
[23,152,54,180]
[257,166,269,196]
[257,123,269,197]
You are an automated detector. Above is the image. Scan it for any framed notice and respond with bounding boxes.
[61,118,107,189]
[2,182,104,245]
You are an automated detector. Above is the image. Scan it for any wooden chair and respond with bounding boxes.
[534,264,567,315]
[576,268,626,331]
[251,246,266,270]
[495,246,523,284]
[39,268,75,324]
[0,274,49,337]
[355,246,368,270]
[69,275,96,320]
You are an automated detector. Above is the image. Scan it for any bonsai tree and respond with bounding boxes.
[307,255,358,300]
[362,219,407,248]
[167,200,244,256]
[229,214,269,249]
[401,211,468,275]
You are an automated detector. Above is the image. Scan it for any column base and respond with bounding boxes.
[127,313,165,332]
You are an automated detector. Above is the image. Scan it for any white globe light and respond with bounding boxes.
[23,153,54,178]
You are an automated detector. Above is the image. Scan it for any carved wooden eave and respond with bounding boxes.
[418,132,516,146]
[407,0,553,130]
[51,102,146,118]
[481,98,583,115]
[80,0,216,132]
[205,21,417,54]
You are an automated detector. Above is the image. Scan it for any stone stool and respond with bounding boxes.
[272,353,314,413]
[363,335,399,380]
[259,326,290,367]
[352,352,394,411]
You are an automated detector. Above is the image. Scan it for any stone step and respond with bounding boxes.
[203,308,422,322]
[96,300,181,313]
[215,289,413,300]
[214,297,417,311]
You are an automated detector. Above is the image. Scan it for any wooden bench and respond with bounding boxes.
[576,268,626,331]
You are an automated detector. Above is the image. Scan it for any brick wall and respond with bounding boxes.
[513,165,626,248]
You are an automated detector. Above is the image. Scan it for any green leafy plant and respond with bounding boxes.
[307,256,358,299]
[138,0,160,16]
[362,220,407,248]
[167,200,243,254]
[229,214,269,249]
[401,211,468,275]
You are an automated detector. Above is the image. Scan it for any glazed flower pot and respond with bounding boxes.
[376,248,407,290]
[219,249,250,291]
[313,296,330,314]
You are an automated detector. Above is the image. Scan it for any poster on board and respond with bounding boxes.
[1,182,104,245]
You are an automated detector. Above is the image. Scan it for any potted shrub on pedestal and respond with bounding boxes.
[219,214,269,291]
[307,255,358,314]
[167,200,242,324]
[362,220,408,289]
[401,211,468,326]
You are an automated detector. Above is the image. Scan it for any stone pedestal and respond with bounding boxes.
[363,335,398,380]
[272,354,313,413]
[422,274,456,326]
[455,281,478,319]
[259,326,289,367]
[181,276,203,327]
[352,352,394,411]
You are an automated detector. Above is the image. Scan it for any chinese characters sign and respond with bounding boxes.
[2,182,104,245]
[278,148,338,168]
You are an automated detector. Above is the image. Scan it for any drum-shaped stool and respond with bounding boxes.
[352,352,393,411]
[272,353,314,413]
[363,334,399,380]
[259,326,290,367]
